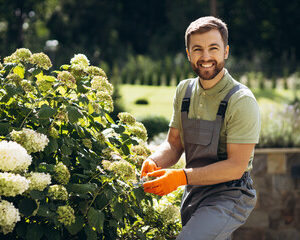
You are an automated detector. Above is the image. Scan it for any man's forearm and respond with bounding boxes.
[184,158,246,186]
[149,140,183,168]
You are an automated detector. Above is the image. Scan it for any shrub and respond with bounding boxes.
[139,116,169,141]
[0,49,182,239]
[257,100,300,148]
[135,98,149,105]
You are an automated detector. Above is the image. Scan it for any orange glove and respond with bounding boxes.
[143,169,187,196]
[141,159,160,178]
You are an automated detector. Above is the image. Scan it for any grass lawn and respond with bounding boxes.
[119,84,300,120]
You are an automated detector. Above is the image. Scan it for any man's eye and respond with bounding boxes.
[210,47,218,51]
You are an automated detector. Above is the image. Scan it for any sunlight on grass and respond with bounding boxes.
[119,84,300,120]
[119,84,176,120]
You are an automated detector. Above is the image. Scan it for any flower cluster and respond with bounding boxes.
[57,71,76,89]
[0,200,21,235]
[57,205,75,226]
[29,52,52,70]
[118,112,136,125]
[91,76,113,95]
[96,91,114,112]
[48,185,68,201]
[3,48,32,64]
[54,162,70,185]
[27,172,51,191]
[131,144,151,156]
[0,140,32,172]
[7,73,22,84]
[11,128,49,154]
[0,172,30,196]
[86,66,106,77]
[158,204,181,224]
[20,79,34,92]
[106,159,136,181]
[70,54,90,68]
[128,122,148,141]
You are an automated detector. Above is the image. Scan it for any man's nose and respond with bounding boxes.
[201,50,210,60]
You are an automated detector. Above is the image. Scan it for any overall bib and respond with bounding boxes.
[176,79,257,240]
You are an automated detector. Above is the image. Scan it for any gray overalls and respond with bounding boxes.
[176,79,257,240]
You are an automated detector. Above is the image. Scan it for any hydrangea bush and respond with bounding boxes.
[0,49,181,239]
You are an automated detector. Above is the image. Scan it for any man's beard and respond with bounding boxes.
[191,60,225,80]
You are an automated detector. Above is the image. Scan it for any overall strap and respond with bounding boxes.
[181,79,197,113]
[217,84,246,118]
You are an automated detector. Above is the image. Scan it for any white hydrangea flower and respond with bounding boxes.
[91,76,113,95]
[48,185,68,201]
[10,128,49,154]
[109,160,136,181]
[57,205,75,226]
[0,172,30,196]
[153,198,181,224]
[0,200,21,235]
[27,172,51,191]
[70,54,90,67]
[0,140,32,172]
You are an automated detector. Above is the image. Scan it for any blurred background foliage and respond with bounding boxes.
[1,0,300,76]
[1,0,300,147]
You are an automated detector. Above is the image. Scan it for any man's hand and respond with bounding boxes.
[141,159,160,178]
[143,169,187,196]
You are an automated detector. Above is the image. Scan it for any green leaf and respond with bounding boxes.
[87,207,105,233]
[0,122,10,135]
[18,198,38,216]
[38,104,56,119]
[36,204,55,218]
[67,105,83,123]
[95,194,109,209]
[44,228,60,240]
[121,144,130,155]
[13,65,25,78]
[60,64,70,70]
[44,138,58,155]
[84,225,98,240]
[29,190,46,200]
[61,144,72,156]
[112,202,125,219]
[67,183,98,194]
[28,67,42,76]
[105,113,114,124]
[111,124,125,134]
[66,216,85,235]
[133,188,146,203]
[26,224,44,240]
[37,162,55,173]
[15,222,27,238]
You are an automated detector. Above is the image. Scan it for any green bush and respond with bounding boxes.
[257,100,300,148]
[0,49,182,239]
[135,98,149,105]
[139,116,169,141]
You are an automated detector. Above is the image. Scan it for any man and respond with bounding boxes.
[141,16,261,239]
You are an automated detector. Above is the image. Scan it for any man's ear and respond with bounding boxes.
[224,45,229,59]
[186,48,191,61]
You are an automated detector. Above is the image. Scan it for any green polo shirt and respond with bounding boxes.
[169,69,261,171]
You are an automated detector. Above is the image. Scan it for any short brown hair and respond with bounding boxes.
[185,16,228,49]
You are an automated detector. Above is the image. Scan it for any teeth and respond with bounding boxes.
[201,63,213,68]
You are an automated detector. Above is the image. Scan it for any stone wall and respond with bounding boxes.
[233,148,300,240]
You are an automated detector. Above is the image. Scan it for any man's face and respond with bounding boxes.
[186,29,229,80]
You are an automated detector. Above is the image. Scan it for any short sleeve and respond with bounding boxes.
[169,84,181,130]
[226,96,261,143]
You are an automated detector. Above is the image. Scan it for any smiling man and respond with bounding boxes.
[141,16,261,239]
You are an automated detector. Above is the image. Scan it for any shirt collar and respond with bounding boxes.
[196,69,231,96]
